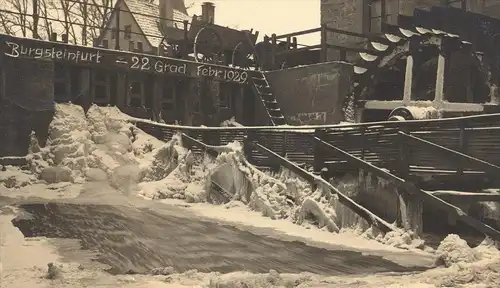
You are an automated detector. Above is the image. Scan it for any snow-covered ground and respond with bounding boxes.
[1,103,499,287]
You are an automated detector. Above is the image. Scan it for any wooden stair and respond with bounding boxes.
[250,71,286,126]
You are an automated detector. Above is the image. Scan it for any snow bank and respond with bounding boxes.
[422,234,500,287]
[435,234,480,267]
[14,104,162,192]
[137,138,365,232]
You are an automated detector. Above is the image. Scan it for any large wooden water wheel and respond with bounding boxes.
[231,39,257,69]
[193,26,225,64]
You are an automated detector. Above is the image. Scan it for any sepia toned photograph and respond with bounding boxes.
[1,1,500,287]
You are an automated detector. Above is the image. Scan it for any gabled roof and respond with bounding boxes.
[101,0,190,48]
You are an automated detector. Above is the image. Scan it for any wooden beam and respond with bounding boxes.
[275,44,322,55]
[275,27,322,39]
[429,191,500,202]
[326,43,377,54]
[434,37,447,105]
[180,133,233,157]
[360,100,486,112]
[248,140,316,185]
[325,26,369,39]
[313,136,500,241]
[248,139,395,233]
[399,131,500,177]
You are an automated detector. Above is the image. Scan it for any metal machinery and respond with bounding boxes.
[163,16,260,68]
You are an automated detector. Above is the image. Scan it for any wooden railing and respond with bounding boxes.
[130,113,500,185]
[131,113,500,238]
[314,136,500,241]
[246,139,395,233]
[265,24,378,70]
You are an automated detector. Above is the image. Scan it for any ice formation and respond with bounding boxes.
[16,104,163,193]
[0,103,422,248]
[2,103,500,287]
[2,105,498,246]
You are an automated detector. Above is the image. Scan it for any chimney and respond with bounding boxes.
[201,2,215,24]
[159,0,174,29]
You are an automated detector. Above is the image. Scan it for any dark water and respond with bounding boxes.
[11,202,427,276]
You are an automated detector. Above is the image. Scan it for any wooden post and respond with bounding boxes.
[457,119,468,175]
[115,5,120,50]
[339,49,347,61]
[182,20,189,58]
[116,72,126,109]
[397,128,423,235]
[285,36,291,65]
[381,0,386,27]
[271,34,277,70]
[313,129,326,173]
[403,55,414,103]
[282,131,287,157]
[0,53,4,102]
[80,68,91,113]
[244,130,255,163]
[321,24,328,62]
[360,126,366,161]
[152,76,162,122]
[434,37,448,106]
[403,39,416,103]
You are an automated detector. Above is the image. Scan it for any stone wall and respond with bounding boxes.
[263,62,352,126]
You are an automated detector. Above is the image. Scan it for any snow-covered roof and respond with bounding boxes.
[123,0,190,48]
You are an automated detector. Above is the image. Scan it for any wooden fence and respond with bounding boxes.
[132,113,500,239]
[131,113,500,186]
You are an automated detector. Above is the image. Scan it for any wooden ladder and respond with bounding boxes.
[251,71,286,126]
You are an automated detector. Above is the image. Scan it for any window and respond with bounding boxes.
[111,28,116,39]
[162,83,174,100]
[93,71,109,102]
[54,63,68,101]
[445,0,466,10]
[128,80,143,107]
[124,25,132,39]
[218,83,232,108]
[161,81,176,112]
[366,0,392,34]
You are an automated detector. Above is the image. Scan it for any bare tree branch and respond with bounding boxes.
[0,0,114,45]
